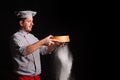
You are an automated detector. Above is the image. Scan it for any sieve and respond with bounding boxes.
[52,35,70,42]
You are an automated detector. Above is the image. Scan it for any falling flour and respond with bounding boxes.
[55,43,73,80]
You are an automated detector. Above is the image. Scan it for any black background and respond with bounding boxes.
[0,0,94,80]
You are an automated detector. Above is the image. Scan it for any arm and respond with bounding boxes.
[10,34,63,56]
[25,35,59,55]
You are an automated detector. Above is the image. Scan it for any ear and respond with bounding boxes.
[19,20,24,26]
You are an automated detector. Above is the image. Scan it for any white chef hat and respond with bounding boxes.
[15,10,37,18]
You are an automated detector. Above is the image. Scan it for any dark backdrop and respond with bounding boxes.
[0,0,94,80]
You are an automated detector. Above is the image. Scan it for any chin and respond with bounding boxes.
[26,29,32,32]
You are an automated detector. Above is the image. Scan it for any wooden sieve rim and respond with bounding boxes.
[51,35,70,42]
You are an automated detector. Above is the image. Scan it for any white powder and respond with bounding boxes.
[55,43,73,80]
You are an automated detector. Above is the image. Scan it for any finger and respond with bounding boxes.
[51,39,59,42]
[48,40,55,46]
[49,35,54,38]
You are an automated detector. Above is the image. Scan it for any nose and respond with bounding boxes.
[32,22,34,26]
